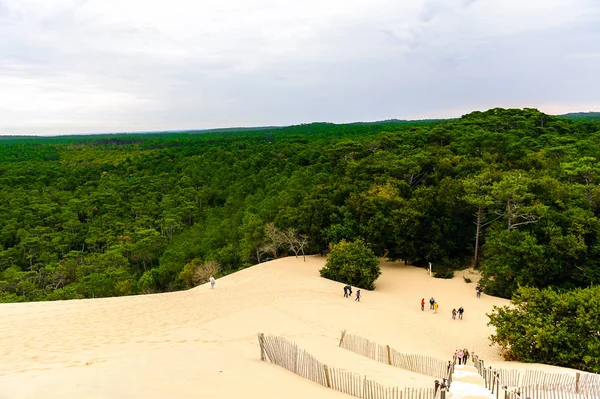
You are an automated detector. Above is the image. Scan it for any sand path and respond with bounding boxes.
[450,364,494,399]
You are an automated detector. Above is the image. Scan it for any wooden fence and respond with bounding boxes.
[471,353,600,399]
[339,330,451,380]
[514,384,600,399]
[579,373,600,398]
[258,333,439,399]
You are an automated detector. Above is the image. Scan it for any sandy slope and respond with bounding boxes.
[0,256,574,399]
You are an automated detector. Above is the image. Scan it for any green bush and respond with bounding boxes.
[137,270,157,294]
[319,239,381,290]
[431,257,461,279]
[488,285,600,372]
[433,267,455,279]
[46,285,84,301]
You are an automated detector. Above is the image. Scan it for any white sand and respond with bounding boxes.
[0,256,577,399]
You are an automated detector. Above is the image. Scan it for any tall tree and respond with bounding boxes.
[463,173,498,267]
[490,172,547,231]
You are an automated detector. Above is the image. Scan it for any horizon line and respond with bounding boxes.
[1,109,598,138]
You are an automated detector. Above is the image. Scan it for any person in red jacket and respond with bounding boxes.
[421,298,425,311]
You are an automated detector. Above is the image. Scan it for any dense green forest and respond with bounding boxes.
[1,108,600,303]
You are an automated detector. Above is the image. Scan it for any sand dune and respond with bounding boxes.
[0,256,575,399]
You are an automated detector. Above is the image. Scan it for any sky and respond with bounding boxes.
[1,0,599,136]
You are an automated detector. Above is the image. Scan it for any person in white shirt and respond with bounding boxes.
[209,276,216,289]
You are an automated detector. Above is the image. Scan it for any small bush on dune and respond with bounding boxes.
[179,259,220,289]
[434,268,455,279]
[319,239,381,290]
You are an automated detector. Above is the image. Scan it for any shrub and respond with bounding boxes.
[179,259,220,289]
[488,285,600,372]
[463,276,472,283]
[137,270,157,294]
[433,267,455,279]
[319,239,381,290]
[431,257,462,279]
[46,285,83,301]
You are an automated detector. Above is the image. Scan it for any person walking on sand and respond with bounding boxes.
[421,298,425,311]
[344,285,349,298]
[452,308,457,320]
[456,348,464,365]
[458,306,464,320]
[476,286,482,298]
[209,276,216,289]
[429,297,435,310]
[463,348,470,365]
[355,289,361,302]
[433,301,439,314]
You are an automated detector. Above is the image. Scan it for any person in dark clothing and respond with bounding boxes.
[476,286,482,298]
[355,289,361,302]
[462,348,469,364]
[429,297,435,310]
[343,285,349,298]
[458,306,464,320]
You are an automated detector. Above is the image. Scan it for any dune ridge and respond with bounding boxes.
[0,256,577,399]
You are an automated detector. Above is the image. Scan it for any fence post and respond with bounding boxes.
[324,365,331,388]
[339,330,347,347]
[575,372,580,393]
[484,367,487,388]
[496,376,499,399]
[387,345,392,365]
[259,333,266,361]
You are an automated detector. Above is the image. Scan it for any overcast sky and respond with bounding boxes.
[1,0,599,135]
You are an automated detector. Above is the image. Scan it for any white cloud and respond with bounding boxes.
[0,0,599,135]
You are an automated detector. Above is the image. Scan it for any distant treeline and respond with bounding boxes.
[1,107,600,302]
[557,112,600,122]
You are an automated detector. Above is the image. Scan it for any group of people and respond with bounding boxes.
[421,297,439,313]
[421,298,465,320]
[451,307,465,320]
[343,285,361,302]
[456,348,469,364]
